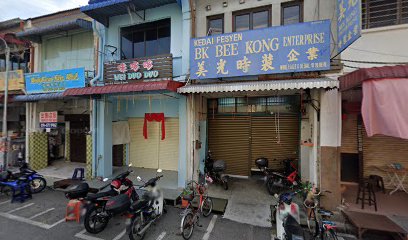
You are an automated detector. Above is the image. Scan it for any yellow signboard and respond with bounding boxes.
[0,70,25,91]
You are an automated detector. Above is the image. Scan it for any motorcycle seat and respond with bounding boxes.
[86,190,116,200]
[22,168,36,174]
[131,199,149,210]
[318,209,334,217]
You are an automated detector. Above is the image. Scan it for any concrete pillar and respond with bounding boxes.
[178,95,188,188]
[319,89,342,210]
[95,98,113,177]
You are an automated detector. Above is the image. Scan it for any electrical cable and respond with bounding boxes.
[332,58,408,65]
[347,47,408,58]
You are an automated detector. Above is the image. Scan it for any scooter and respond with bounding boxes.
[204,150,229,190]
[273,191,310,240]
[80,165,138,234]
[1,163,47,194]
[255,157,300,195]
[127,169,165,240]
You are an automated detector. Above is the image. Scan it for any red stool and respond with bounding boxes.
[65,199,82,223]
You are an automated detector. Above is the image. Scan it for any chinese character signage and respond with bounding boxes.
[39,111,58,123]
[25,67,85,94]
[0,70,25,91]
[190,20,331,79]
[337,0,361,54]
[104,54,173,84]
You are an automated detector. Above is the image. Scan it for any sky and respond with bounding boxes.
[0,0,89,21]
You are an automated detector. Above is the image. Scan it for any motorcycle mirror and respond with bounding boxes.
[128,163,133,167]
[157,169,162,173]
[137,176,142,181]
[273,193,279,199]
[103,178,109,182]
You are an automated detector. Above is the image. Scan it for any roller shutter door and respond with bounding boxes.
[250,115,299,170]
[208,115,300,176]
[341,115,358,153]
[363,130,408,187]
[129,118,179,171]
[208,116,250,176]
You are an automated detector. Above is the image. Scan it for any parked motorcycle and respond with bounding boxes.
[1,163,47,194]
[82,166,138,234]
[255,157,300,195]
[127,169,165,240]
[204,150,229,190]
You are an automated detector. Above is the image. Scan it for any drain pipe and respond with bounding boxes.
[91,20,105,178]
[90,20,104,87]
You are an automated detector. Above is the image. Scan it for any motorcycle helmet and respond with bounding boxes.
[111,179,121,190]
[279,192,294,205]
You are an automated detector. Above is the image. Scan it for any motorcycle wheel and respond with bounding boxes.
[223,180,228,190]
[30,177,47,194]
[128,215,145,240]
[266,177,283,195]
[201,197,213,217]
[84,205,109,234]
[1,186,12,197]
[181,212,195,240]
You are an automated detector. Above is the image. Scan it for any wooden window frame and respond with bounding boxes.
[207,14,224,36]
[362,0,407,29]
[232,5,272,32]
[281,1,304,25]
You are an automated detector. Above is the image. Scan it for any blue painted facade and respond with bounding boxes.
[84,0,191,188]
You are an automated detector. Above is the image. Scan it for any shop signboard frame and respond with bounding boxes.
[25,67,86,94]
[190,20,331,79]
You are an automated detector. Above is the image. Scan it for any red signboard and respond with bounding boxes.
[39,111,58,123]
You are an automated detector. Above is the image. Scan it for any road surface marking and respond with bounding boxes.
[74,229,104,240]
[202,215,218,240]
[29,208,55,219]
[7,203,34,213]
[0,200,9,205]
[48,218,66,228]
[112,229,126,240]
[156,231,167,240]
[0,212,52,229]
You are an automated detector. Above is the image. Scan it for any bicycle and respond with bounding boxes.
[180,180,213,240]
[304,187,338,240]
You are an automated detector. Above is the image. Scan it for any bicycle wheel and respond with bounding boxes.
[201,197,213,217]
[323,229,338,240]
[181,212,195,240]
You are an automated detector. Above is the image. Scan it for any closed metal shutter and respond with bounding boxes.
[251,115,299,170]
[129,118,179,171]
[208,116,250,176]
[363,131,408,187]
[129,118,159,169]
[341,115,358,153]
[158,118,179,171]
[208,115,300,176]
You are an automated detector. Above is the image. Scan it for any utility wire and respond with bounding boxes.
[347,47,408,58]
[332,58,408,65]
[343,64,360,69]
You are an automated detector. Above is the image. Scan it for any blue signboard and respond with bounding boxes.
[190,20,331,79]
[337,0,361,53]
[25,67,86,94]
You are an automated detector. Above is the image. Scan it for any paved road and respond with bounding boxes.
[0,188,271,240]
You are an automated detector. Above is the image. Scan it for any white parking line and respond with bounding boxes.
[202,215,218,240]
[7,203,34,213]
[0,200,10,205]
[112,229,126,240]
[48,218,66,228]
[156,231,167,240]
[29,208,55,219]
[74,229,104,240]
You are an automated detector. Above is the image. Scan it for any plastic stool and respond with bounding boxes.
[65,199,82,223]
[72,168,85,181]
[369,175,385,193]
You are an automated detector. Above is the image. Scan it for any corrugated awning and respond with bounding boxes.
[63,80,184,96]
[16,19,92,43]
[81,0,179,27]
[177,78,338,94]
[12,92,65,102]
[339,65,408,91]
